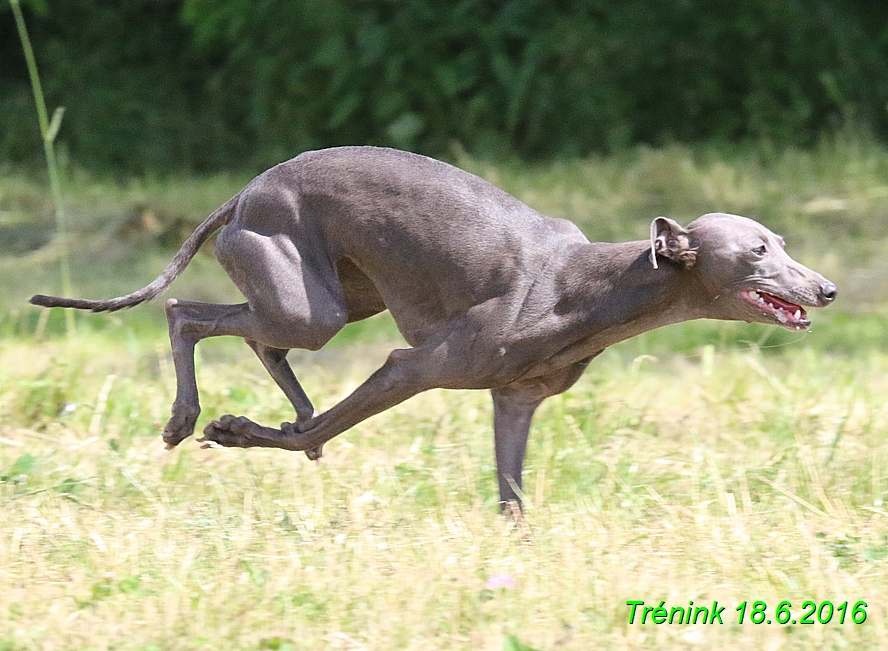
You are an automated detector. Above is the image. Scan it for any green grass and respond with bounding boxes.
[4,132,888,317]
[1,332,886,649]
[2,138,888,649]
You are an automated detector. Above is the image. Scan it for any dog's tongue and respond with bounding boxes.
[761,291,807,318]
[742,289,809,326]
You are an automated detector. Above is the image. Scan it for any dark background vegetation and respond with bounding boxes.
[3,0,888,174]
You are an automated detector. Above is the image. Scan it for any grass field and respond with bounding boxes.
[1,138,888,649]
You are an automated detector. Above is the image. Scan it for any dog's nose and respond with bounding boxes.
[820,281,837,302]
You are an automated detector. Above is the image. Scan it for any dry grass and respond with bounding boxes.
[1,328,886,650]
[5,133,888,314]
[3,139,888,648]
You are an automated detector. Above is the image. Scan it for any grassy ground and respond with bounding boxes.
[1,138,888,649]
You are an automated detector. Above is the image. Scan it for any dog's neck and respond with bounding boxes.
[556,240,714,348]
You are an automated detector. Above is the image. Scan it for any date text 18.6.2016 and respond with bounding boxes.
[626,600,868,625]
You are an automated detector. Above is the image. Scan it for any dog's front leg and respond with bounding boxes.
[490,355,598,510]
[491,388,543,510]
[199,346,444,453]
[198,414,302,450]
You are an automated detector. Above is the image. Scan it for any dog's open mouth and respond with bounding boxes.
[740,289,810,330]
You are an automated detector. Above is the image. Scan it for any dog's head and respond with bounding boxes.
[650,213,836,330]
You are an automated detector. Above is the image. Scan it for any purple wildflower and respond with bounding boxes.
[485,573,516,589]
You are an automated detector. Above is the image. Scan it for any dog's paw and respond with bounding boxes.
[163,402,200,449]
[198,414,265,448]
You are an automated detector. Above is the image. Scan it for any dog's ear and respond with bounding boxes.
[649,217,697,269]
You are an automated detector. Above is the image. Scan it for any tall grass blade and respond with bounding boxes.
[10,0,75,336]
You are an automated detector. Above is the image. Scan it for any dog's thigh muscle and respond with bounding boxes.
[215,226,346,350]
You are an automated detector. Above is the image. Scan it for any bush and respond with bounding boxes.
[2,0,888,173]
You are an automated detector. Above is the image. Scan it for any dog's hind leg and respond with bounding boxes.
[163,294,345,449]
[245,342,315,421]
[162,222,348,449]
[163,299,257,448]
[163,294,348,450]
[244,341,325,459]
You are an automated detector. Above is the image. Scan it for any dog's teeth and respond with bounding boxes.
[793,310,801,319]
[757,296,765,303]
[749,291,760,300]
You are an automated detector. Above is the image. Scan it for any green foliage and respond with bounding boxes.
[258,638,296,651]
[1,0,223,172]
[13,356,81,422]
[1,452,36,483]
[3,1,888,172]
[503,634,541,651]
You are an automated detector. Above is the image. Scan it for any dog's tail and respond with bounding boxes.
[30,193,240,313]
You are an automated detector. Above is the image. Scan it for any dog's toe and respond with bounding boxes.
[199,419,242,448]
[163,401,201,448]
[198,414,272,448]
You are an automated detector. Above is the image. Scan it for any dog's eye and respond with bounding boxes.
[752,245,767,256]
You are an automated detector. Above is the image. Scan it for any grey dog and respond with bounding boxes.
[31,146,837,507]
